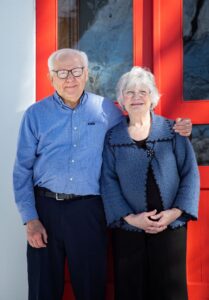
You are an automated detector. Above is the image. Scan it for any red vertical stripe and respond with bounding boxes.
[36,0,57,101]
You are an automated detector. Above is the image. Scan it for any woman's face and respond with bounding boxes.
[122,84,152,115]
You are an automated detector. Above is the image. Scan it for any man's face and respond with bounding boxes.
[49,53,88,108]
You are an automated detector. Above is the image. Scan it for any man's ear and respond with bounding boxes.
[47,72,54,86]
[85,68,89,82]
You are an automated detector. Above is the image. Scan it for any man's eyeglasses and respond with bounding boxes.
[52,67,85,79]
[123,90,151,98]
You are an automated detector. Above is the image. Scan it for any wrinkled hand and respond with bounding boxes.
[124,210,167,233]
[173,118,192,136]
[26,219,48,248]
[146,208,182,234]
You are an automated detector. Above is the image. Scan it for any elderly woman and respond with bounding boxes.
[101,67,200,300]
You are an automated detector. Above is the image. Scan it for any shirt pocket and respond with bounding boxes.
[81,120,107,149]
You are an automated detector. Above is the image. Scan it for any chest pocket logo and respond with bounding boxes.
[85,121,106,148]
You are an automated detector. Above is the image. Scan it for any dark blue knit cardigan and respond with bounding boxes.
[101,113,200,231]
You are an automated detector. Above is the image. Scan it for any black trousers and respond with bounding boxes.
[112,227,188,300]
[27,193,107,300]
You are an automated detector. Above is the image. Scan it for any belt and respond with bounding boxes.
[35,187,97,201]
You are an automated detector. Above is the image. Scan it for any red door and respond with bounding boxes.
[153,1,209,299]
[36,1,209,299]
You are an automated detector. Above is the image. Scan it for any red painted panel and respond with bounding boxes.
[187,190,209,299]
[36,0,57,100]
[133,0,143,66]
[133,0,153,69]
[153,0,209,124]
[199,167,209,190]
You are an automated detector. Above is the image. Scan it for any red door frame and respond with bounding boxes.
[153,0,209,187]
[153,0,209,123]
[153,1,209,298]
[36,0,57,100]
[153,0,209,189]
[36,0,152,100]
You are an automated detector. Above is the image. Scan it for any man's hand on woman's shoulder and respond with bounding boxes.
[173,118,192,137]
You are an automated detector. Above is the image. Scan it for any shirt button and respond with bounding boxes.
[69,178,73,181]
[74,127,77,130]
[71,160,75,163]
[73,144,77,147]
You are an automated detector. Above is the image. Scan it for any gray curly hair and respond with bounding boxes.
[116,66,160,110]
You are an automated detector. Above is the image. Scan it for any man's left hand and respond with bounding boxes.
[173,118,192,136]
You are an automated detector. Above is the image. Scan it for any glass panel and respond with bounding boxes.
[191,124,209,166]
[183,0,209,100]
[58,0,133,100]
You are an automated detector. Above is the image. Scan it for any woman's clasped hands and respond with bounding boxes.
[124,208,182,234]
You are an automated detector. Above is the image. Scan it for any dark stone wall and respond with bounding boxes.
[78,0,132,100]
[183,0,209,100]
[184,0,209,165]
[192,125,209,166]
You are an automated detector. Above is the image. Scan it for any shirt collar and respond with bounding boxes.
[53,91,87,109]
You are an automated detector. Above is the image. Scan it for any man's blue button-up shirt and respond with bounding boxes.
[13,91,123,224]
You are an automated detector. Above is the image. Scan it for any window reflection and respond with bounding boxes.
[58,0,133,100]
[183,0,209,100]
[191,124,209,166]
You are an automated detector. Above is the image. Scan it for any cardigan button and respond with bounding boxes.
[146,148,155,158]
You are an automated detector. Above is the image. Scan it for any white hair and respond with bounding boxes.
[47,48,89,71]
[116,66,160,110]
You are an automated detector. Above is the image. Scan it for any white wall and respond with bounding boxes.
[0,1,35,299]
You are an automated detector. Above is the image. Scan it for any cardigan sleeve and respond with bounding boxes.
[172,134,200,221]
[100,135,133,226]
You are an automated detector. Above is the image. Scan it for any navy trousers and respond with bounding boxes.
[27,193,107,300]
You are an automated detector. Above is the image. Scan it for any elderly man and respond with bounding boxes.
[13,48,192,300]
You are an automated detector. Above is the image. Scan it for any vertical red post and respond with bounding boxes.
[36,0,57,100]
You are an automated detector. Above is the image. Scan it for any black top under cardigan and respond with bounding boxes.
[134,139,163,213]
